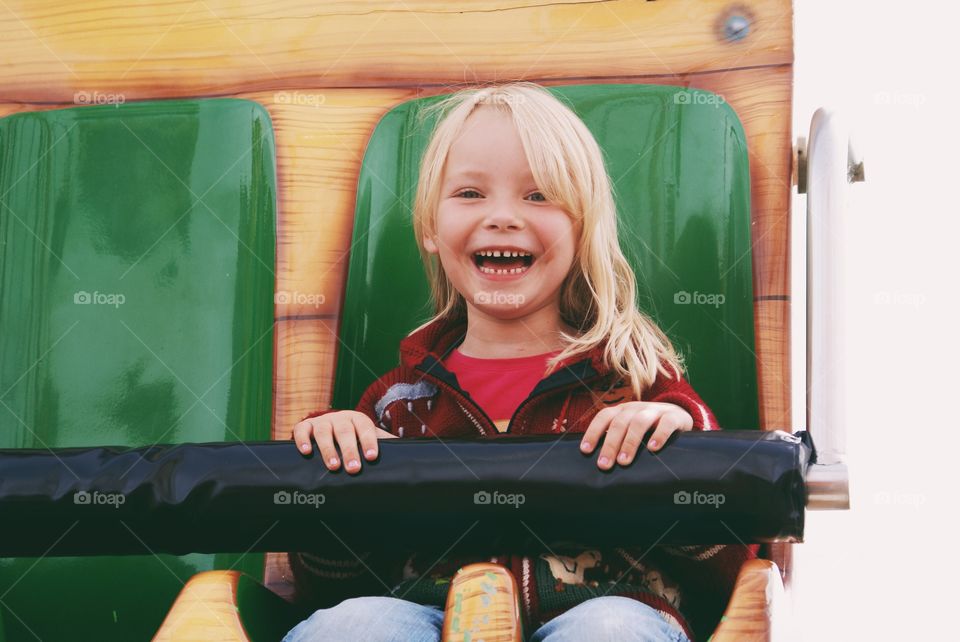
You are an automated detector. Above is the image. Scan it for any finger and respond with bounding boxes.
[580,406,617,454]
[616,422,647,466]
[314,420,340,470]
[334,421,363,474]
[647,412,690,452]
[352,414,380,461]
[597,409,637,470]
[616,408,661,464]
[293,420,314,454]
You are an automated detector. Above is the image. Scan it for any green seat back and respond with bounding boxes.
[336,84,758,430]
[0,99,276,641]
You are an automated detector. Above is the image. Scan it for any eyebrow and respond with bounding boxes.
[445,169,536,183]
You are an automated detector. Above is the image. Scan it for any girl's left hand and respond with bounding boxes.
[579,401,694,470]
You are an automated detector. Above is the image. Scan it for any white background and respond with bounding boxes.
[790,1,959,639]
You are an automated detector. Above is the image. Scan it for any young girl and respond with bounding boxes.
[285,82,756,642]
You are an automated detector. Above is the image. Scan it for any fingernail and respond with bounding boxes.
[580,441,591,452]
[618,452,629,463]
[649,439,658,449]
[328,457,339,466]
[300,444,310,453]
[598,456,610,467]
[347,459,360,469]
[365,448,377,459]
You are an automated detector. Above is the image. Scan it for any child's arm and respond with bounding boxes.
[579,365,717,470]
[291,377,395,473]
[643,363,719,432]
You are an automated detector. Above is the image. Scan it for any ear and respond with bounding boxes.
[423,235,439,254]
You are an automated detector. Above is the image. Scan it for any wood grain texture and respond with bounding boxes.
[0,0,792,102]
[441,563,523,642]
[711,559,784,642]
[153,571,247,641]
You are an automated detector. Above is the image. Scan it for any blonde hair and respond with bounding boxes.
[410,82,685,399]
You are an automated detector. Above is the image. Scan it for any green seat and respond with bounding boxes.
[337,84,758,429]
[0,99,276,641]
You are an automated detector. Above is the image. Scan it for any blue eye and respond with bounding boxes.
[527,192,546,202]
[457,190,482,199]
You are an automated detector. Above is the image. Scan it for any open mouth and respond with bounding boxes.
[472,249,536,276]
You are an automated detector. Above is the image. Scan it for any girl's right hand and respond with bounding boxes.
[292,410,398,474]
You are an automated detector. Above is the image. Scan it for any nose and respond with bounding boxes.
[482,200,525,231]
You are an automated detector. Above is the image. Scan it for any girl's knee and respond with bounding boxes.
[283,596,443,642]
[334,595,405,616]
[536,596,687,642]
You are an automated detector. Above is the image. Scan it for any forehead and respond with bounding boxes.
[444,108,533,180]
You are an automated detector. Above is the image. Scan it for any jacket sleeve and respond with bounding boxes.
[644,363,719,431]
[297,373,391,425]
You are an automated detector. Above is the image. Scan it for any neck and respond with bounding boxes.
[457,302,575,359]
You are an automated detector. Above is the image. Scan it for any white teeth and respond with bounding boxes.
[474,250,532,257]
[478,265,529,275]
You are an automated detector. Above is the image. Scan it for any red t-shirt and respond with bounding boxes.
[443,348,562,433]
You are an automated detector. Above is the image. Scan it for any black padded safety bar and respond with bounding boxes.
[0,430,813,557]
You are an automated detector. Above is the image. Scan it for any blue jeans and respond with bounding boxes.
[283,595,691,642]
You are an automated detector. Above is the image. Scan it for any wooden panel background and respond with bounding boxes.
[0,0,795,598]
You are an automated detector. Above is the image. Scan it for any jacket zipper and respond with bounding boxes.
[505,373,605,433]
[415,364,605,436]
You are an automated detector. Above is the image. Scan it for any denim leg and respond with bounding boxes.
[282,596,445,642]
[529,596,691,642]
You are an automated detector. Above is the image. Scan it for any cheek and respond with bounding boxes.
[537,213,578,261]
[433,208,470,256]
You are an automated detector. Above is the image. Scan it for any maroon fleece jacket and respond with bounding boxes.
[289,314,757,641]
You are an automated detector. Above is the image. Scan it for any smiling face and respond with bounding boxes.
[422,107,578,321]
